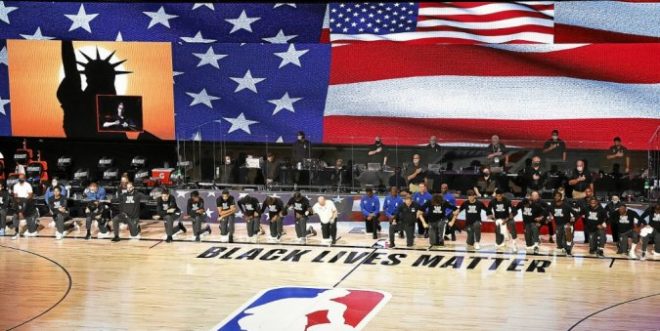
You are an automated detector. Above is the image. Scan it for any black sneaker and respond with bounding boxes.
[195,235,201,242]
[566,247,572,256]
[85,232,91,240]
[178,222,187,233]
[229,235,234,243]
[444,235,450,241]
[533,246,539,255]
[438,241,445,247]
[111,236,120,242]
[206,226,212,235]
[451,233,456,241]
[166,236,173,243]
[399,231,404,239]
[424,229,429,239]
[597,250,605,258]
[589,250,596,255]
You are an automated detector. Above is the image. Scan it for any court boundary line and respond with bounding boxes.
[566,292,660,331]
[333,248,378,288]
[2,234,659,263]
[0,244,73,331]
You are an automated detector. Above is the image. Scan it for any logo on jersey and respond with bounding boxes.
[212,286,391,331]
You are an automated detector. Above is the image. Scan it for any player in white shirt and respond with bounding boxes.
[312,196,338,245]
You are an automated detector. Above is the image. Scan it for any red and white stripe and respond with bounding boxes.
[330,2,555,44]
[554,1,660,43]
[322,43,660,150]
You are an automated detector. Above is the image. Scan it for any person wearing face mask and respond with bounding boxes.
[523,156,546,194]
[219,155,239,184]
[568,159,593,200]
[474,166,497,198]
[639,203,660,260]
[405,154,426,193]
[367,136,388,166]
[111,182,148,242]
[291,131,311,187]
[451,189,489,250]
[542,130,567,164]
[12,173,37,238]
[83,181,110,240]
[0,181,12,237]
[583,197,608,257]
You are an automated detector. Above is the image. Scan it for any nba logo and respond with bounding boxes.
[212,286,391,331]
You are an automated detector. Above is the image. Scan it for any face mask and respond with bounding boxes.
[225,158,231,164]
[18,179,25,183]
[577,166,584,172]
[532,162,540,167]
[52,182,58,187]
[128,188,134,193]
[483,172,490,177]
[552,136,558,141]
[297,135,303,140]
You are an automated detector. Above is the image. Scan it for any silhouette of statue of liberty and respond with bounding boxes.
[57,41,157,140]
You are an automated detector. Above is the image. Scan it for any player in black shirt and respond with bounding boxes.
[516,191,548,254]
[390,194,426,248]
[216,190,237,243]
[640,203,660,260]
[568,160,593,200]
[583,197,609,257]
[610,204,641,259]
[238,194,262,243]
[548,191,578,255]
[451,190,488,250]
[287,192,312,244]
[187,191,211,242]
[426,194,456,247]
[111,182,148,242]
[488,191,518,250]
[261,196,286,242]
[157,189,186,243]
[0,181,12,237]
[14,197,38,238]
[48,186,75,240]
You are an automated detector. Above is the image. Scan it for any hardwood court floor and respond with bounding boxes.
[1,218,659,330]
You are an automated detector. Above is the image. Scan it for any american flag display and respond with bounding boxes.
[0,1,659,149]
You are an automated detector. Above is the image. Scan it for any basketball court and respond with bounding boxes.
[1,219,658,330]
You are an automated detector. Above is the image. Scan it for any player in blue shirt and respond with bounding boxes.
[412,182,432,238]
[383,186,404,238]
[360,187,381,239]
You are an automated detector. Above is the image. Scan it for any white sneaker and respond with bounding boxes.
[496,243,504,249]
[219,235,229,243]
[55,232,63,240]
[474,243,481,250]
[120,223,128,230]
[130,234,141,240]
[628,251,638,259]
[74,222,81,232]
[653,251,660,258]
[48,220,55,228]
[11,234,19,240]
[97,232,110,239]
[25,231,38,237]
[510,241,518,252]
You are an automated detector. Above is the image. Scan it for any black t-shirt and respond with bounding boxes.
[569,170,592,192]
[486,143,506,167]
[287,197,311,217]
[156,195,180,216]
[238,196,260,217]
[425,143,442,164]
[292,139,310,163]
[216,196,236,211]
[543,139,566,159]
[427,201,456,223]
[0,190,12,209]
[584,205,608,232]
[611,209,640,233]
[368,142,387,163]
[405,164,426,185]
[640,207,660,231]
[488,198,514,220]
[117,191,146,219]
[608,145,628,158]
[459,199,488,225]
[523,167,545,191]
[261,198,285,218]
[49,195,68,215]
[517,199,547,224]
[550,202,577,225]
[394,201,421,225]
[15,198,37,217]
[187,198,205,216]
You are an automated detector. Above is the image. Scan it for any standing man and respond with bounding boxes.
[83,182,110,240]
[568,160,593,200]
[49,186,73,240]
[360,187,381,239]
[187,191,211,242]
[451,189,489,250]
[424,136,442,164]
[313,196,338,245]
[549,191,578,255]
[405,154,426,193]
[523,156,546,194]
[216,190,237,243]
[157,188,186,243]
[488,191,518,250]
[486,134,508,169]
[111,182,147,242]
[611,204,641,259]
[541,130,567,164]
[474,166,497,198]
[367,136,388,166]
[584,197,609,258]
[263,152,281,187]
[427,194,456,247]
[605,136,630,174]
[12,173,37,239]
[639,203,660,260]
[390,193,426,248]
[287,192,312,244]
[517,191,548,255]
[383,187,404,239]
[412,182,432,237]
[0,181,12,236]
[238,193,262,243]
[292,131,311,187]
[262,196,286,242]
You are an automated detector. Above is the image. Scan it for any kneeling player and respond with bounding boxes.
[640,203,660,260]
[313,196,338,245]
[262,196,285,242]
[611,204,641,259]
[287,192,312,244]
[427,194,455,247]
[157,188,186,243]
[187,191,211,242]
[238,193,261,243]
[111,182,147,242]
[390,193,426,248]
[451,190,487,250]
[488,191,518,250]
[0,181,11,236]
[548,191,578,255]
[583,197,608,258]
[49,186,75,240]
[216,190,237,243]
